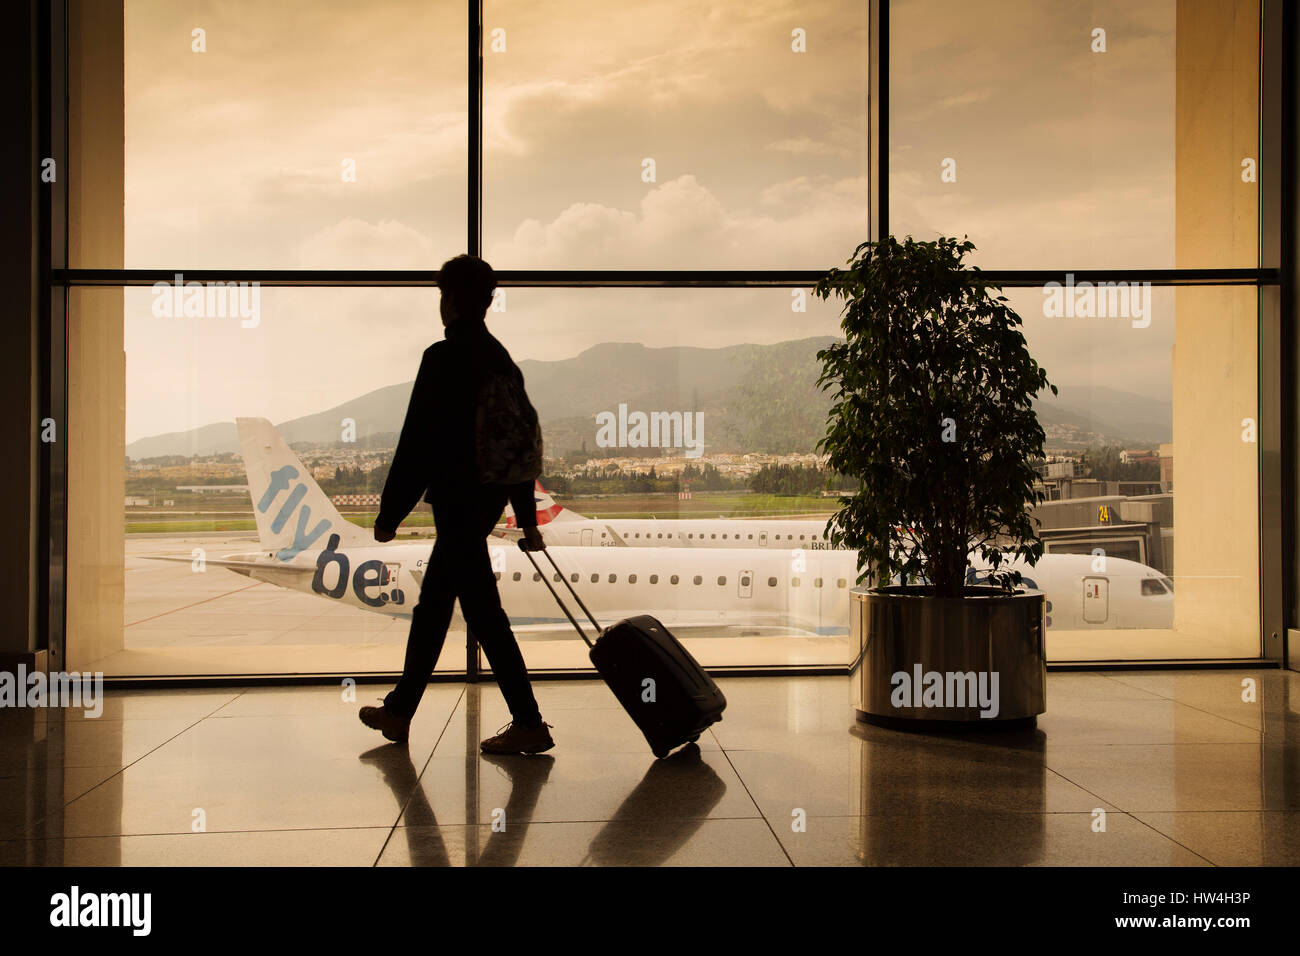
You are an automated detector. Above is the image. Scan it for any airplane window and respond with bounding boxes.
[723,534,729,540]
[814,578,823,588]
[717,576,726,585]
[1161,577,1175,592]
[768,577,777,587]
[836,579,847,588]
[553,573,562,582]
[670,575,679,585]
[657,533,663,538]
[494,572,501,581]
[635,533,640,538]
[600,533,606,538]
[591,573,599,583]
[747,534,753,539]
[512,571,521,581]
[1141,578,1168,596]
[649,574,658,584]
[608,573,616,583]
[693,575,703,585]
[667,533,673,539]
[628,574,637,584]
[800,535,805,541]
[711,533,717,539]
[571,573,579,583]
[1046,600,1053,613]
[688,533,694,539]
[533,572,541,582]
[791,577,800,586]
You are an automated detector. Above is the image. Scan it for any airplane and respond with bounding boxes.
[144,418,1174,633]
[498,481,840,549]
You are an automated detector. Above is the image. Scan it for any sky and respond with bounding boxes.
[118,0,1183,444]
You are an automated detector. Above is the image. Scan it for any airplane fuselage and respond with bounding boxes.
[224,540,1173,634]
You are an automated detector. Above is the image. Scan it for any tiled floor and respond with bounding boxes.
[2,670,1298,866]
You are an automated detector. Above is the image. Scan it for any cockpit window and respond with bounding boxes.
[1141,578,1168,596]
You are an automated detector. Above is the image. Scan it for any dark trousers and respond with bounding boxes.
[384,485,542,727]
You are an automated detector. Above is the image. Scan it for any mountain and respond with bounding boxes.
[126,381,415,458]
[1036,385,1172,445]
[126,336,1171,458]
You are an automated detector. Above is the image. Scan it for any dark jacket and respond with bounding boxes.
[376,319,538,534]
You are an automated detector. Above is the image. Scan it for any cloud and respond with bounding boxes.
[294,218,440,269]
[489,173,868,269]
[764,137,847,157]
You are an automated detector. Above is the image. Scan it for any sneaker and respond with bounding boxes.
[480,720,554,755]
[359,702,411,743]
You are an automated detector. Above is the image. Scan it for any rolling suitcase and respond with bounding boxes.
[519,543,727,758]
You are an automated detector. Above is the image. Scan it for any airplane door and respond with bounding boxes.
[382,562,407,605]
[738,570,753,599]
[580,528,593,546]
[758,532,768,547]
[1082,576,1109,624]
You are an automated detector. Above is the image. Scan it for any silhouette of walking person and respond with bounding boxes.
[360,255,553,755]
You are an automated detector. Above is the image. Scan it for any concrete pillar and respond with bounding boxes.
[0,1,40,667]
[66,0,125,669]
[1173,0,1260,652]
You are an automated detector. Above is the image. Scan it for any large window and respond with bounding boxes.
[53,0,1272,677]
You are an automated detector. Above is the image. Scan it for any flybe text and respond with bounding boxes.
[311,534,406,608]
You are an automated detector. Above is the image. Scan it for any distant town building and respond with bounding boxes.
[1037,460,1076,479]
[1158,442,1174,487]
[175,484,249,494]
[332,493,383,506]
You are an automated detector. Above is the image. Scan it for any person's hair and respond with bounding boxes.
[437,254,497,319]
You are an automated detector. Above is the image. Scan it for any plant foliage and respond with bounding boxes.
[814,236,1057,597]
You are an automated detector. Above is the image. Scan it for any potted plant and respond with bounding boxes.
[814,236,1056,728]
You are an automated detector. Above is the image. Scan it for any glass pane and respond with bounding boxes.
[68,285,461,676]
[73,0,470,269]
[1008,282,1259,659]
[475,286,850,672]
[889,0,1259,270]
[483,0,868,268]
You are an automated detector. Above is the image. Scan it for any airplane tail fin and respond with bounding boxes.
[236,417,371,560]
[503,479,586,528]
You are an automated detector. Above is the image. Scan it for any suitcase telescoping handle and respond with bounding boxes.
[517,541,603,650]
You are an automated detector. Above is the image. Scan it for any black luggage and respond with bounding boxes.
[519,543,727,758]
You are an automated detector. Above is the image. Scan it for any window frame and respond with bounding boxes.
[39,0,1289,676]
